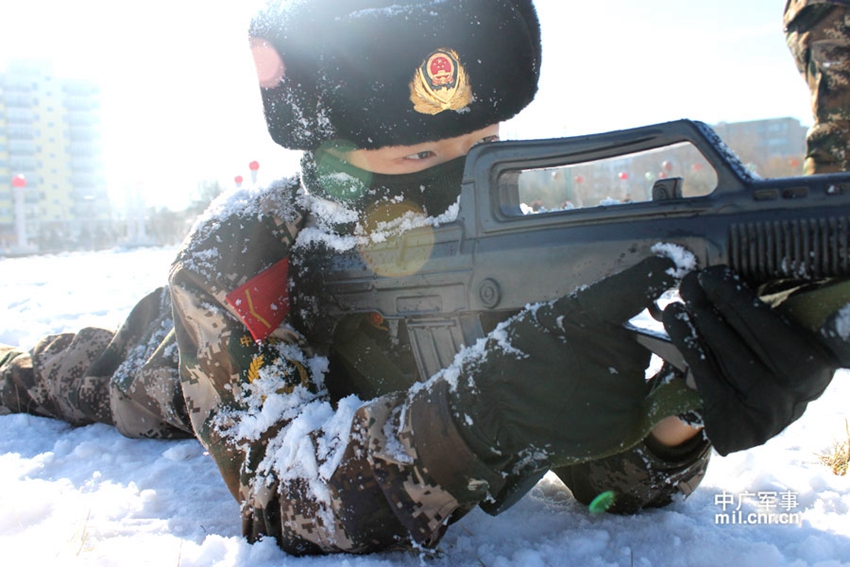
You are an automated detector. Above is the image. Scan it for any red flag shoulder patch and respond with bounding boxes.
[226,258,290,342]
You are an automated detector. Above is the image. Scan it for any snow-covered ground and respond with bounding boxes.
[1,247,849,566]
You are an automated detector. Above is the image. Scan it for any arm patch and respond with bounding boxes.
[226,258,291,342]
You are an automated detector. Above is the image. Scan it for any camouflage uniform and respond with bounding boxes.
[0,286,190,438]
[786,0,850,174]
[0,176,710,555]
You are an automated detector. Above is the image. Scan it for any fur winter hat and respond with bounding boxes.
[249,0,541,151]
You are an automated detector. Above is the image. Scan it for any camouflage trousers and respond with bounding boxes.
[0,287,192,439]
[786,2,850,174]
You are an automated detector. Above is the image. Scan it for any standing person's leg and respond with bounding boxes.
[786,3,850,174]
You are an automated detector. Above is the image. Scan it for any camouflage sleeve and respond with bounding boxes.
[168,183,484,554]
[785,0,850,174]
[551,433,711,514]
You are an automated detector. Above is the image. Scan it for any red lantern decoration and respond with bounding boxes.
[12,174,26,188]
[618,172,629,180]
[662,161,673,172]
[658,172,667,179]
[691,163,703,172]
[235,175,244,187]
[574,175,584,184]
[249,161,260,171]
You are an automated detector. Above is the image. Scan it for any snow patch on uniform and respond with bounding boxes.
[217,343,325,443]
[190,178,301,238]
[250,393,363,537]
[214,340,362,514]
[295,191,460,254]
[258,395,362,502]
[179,177,304,276]
[111,287,177,389]
[351,196,460,243]
[408,306,529,403]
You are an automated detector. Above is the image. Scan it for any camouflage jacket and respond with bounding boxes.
[785,0,850,27]
[167,176,710,554]
[1,174,711,555]
[169,178,485,553]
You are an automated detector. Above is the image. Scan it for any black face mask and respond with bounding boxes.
[300,149,466,225]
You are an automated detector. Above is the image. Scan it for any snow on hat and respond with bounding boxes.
[249,0,541,151]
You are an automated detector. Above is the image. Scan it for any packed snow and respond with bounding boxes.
[1,246,850,566]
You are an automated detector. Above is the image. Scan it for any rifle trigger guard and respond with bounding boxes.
[648,301,664,322]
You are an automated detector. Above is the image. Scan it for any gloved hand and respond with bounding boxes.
[662,266,840,456]
[408,256,680,487]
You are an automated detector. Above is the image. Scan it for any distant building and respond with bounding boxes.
[713,117,808,161]
[0,60,110,252]
[518,117,810,210]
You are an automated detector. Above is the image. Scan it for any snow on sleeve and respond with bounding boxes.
[112,302,176,383]
[407,305,531,403]
[184,177,303,257]
[214,340,364,511]
[194,179,298,230]
[256,394,362,505]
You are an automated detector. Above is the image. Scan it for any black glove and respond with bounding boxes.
[408,256,679,490]
[663,266,840,456]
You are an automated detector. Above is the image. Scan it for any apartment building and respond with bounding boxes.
[0,60,108,252]
[713,117,808,163]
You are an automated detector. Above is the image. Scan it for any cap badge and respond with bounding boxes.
[410,48,473,115]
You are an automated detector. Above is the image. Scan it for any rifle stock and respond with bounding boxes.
[319,120,850,380]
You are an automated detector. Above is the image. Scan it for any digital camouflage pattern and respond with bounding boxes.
[0,178,710,555]
[786,0,850,174]
[0,287,190,438]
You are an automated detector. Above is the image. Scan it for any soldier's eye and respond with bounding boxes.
[405,151,435,160]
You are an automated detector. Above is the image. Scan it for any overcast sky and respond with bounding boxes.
[0,1,809,210]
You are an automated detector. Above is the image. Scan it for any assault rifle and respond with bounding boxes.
[318,120,850,380]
